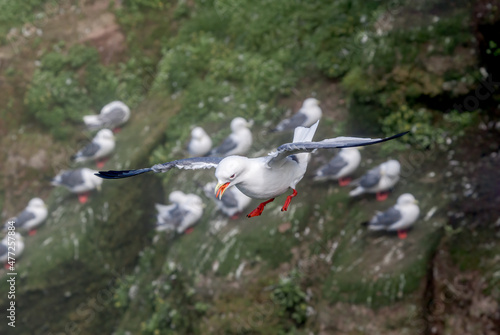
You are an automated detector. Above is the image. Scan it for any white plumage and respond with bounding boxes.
[209,117,253,156]
[156,191,204,234]
[72,129,115,163]
[4,197,48,233]
[349,159,401,199]
[188,127,212,157]
[203,182,252,218]
[313,147,361,183]
[83,101,130,131]
[273,98,322,132]
[0,233,24,264]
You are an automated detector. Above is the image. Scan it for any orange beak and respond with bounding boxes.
[215,182,230,200]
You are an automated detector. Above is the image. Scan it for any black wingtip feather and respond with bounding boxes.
[95,168,152,179]
[340,130,410,149]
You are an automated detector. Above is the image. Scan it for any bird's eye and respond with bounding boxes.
[230,173,235,179]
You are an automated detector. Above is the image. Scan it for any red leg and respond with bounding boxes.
[247,198,275,218]
[338,177,352,187]
[78,192,91,204]
[397,230,408,239]
[184,227,195,234]
[376,191,389,201]
[230,213,240,220]
[28,229,37,236]
[112,127,121,134]
[96,157,109,169]
[281,189,298,212]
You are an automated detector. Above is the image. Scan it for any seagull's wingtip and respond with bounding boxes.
[95,168,152,179]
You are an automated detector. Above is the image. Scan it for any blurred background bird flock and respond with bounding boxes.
[0,0,499,334]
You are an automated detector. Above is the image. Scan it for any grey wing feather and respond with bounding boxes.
[78,142,100,158]
[316,154,347,177]
[159,204,185,226]
[210,136,237,156]
[370,207,402,228]
[359,167,381,188]
[97,156,223,179]
[220,191,239,208]
[0,243,7,256]
[12,210,36,228]
[100,108,126,127]
[274,112,308,131]
[267,132,408,166]
[59,170,85,188]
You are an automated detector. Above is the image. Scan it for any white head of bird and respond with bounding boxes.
[214,156,248,199]
[230,117,252,132]
[191,127,207,139]
[397,193,418,205]
[383,159,401,177]
[168,191,186,204]
[96,128,114,140]
[28,197,46,209]
[303,98,320,108]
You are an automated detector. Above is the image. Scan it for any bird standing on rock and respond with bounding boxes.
[349,159,401,201]
[272,98,322,132]
[208,117,253,157]
[313,147,361,186]
[96,121,407,218]
[364,193,420,239]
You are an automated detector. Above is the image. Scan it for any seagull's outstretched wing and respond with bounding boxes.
[96,156,223,179]
[266,131,408,166]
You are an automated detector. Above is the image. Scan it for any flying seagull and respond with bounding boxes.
[313,147,361,186]
[272,98,322,132]
[3,198,48,235]
[52,168,103,204]
[208,117,253,157]
[349,159,401,201]
[203,181,252,219]
[72,129,115,168]
[97,122,407,218]
[155,191,204,234]
[188,127,212,157]
[83,101,130,132]
[364,193,420,239]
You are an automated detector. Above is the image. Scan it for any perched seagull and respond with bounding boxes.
[349,159,401,201]
[83,101,130,132]
[313,147,361,186]
[208,117,253,156]
[155,192,204,234]
[272,98,322,132]
[97,121,407,218]
[188,127,212,157]
[364,193,420,239]
[203,182,252,219]
[0,233,24,268]
[51,168,103,204]
[4,198,48,235]
[71,129,115,168]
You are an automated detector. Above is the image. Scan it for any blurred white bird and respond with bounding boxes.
[4,198,48,235]
[313,147,361,186]
[72,129,115,168]
[52,168,103,204]
[188,127,212,157]
[0,233,24,268]
[98,121,407,217]
[364,193,420,239]
[272,98,322,132]
[155,191,204,234]
[83,101,130,132]
[349,159,401,201]
[203,182,252,219]
[208,117,253,156]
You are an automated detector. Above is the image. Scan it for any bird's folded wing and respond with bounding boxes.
[210,136,237,156]
[96,156,223,179]
[266,131,408,166]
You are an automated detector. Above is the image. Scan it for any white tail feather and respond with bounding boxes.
[292,120,319,143]
[349,186,365,197]
[83,115,101,129]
